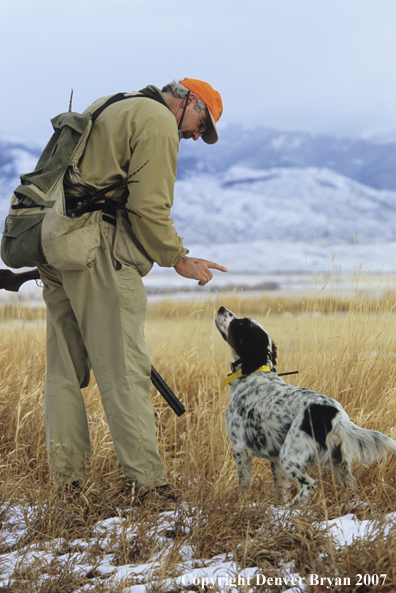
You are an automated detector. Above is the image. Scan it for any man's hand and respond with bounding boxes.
[174,256,228,286]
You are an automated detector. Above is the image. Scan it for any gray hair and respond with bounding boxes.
[162,81,207,113]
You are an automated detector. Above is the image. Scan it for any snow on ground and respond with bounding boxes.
[0,503,395,592]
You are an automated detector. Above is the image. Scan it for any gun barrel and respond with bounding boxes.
[151,366,185,416]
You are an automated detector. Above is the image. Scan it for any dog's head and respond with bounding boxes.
[215,306,277,375]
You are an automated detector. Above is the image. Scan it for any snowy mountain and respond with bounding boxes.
[0,136,41,222]
[177,124,396,191]
[0,136,41,188]
[172,166,396,244]
[361,126,396,146]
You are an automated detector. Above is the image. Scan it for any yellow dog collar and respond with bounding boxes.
[220,365,271,389]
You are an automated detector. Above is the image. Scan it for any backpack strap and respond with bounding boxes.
[91,89,168,122]
[91,93,131,122]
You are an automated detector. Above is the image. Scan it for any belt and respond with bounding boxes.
[102,213,116,226]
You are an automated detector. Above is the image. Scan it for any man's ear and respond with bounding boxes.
[181,94,193,110]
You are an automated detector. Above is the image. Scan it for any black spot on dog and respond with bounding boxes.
[247,409,261,422]
[300,403,338,450]
[331,443,343,464]
[297,475,310,486]
[237,404,246,417]
[258,434,267,450]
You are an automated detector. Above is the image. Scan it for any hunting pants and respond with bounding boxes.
[39,217,167,490]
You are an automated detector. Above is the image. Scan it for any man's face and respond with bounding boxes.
[179,96,211,141]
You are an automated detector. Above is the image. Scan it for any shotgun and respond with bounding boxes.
[0,267,186,416]
[0,268,41,292]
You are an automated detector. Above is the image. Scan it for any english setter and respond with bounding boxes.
[215,306,396,506]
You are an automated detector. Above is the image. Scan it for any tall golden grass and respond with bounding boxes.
[1,279,396,591]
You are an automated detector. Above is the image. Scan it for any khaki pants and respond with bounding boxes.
[39,218,167,490]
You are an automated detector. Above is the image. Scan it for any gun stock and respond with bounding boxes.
[0,268,40,292]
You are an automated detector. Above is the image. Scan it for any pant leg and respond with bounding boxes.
[41,219,167,490]
[39,265,92,483]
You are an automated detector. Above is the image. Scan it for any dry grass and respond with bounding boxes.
[1,279,396,592]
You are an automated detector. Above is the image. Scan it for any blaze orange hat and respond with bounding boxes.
[179,77,223,144]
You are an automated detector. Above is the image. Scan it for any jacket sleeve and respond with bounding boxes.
[125,128,189,268]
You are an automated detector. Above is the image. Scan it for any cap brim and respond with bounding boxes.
[201,109,218,144]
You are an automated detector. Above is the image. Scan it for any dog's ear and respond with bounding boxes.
[232,320,272,375]
[270,342,278,369]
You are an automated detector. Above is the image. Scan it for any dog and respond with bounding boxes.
[215,306,396,506]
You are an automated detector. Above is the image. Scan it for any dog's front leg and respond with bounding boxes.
[233,448,253,493]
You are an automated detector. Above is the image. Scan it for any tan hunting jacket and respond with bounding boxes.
[67,86,189,274]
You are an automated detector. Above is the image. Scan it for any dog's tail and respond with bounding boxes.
[333,414,396,465]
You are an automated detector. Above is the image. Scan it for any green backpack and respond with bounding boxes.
[1,93,141,271]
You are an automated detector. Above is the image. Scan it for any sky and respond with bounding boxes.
[1,0,396,146]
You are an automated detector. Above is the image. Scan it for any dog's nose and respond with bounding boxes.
[218,306,226,315]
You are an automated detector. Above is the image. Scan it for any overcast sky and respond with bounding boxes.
[2,0,396,146]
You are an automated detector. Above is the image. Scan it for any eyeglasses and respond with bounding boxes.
[198,110,210,136]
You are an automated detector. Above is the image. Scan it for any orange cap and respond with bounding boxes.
[179,78,223,144]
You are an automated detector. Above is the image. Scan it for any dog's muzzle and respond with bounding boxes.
[215,307,236,342]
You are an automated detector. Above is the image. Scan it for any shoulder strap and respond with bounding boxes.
[91,93,130,122]
[91,89,167,122]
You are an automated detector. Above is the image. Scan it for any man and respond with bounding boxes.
[38,78,227,496]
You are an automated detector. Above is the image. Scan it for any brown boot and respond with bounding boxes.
[135,484,180,506]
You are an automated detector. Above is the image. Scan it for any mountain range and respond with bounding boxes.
[1,124,395,283]
[177,123,396,191]
[2,122,396,192]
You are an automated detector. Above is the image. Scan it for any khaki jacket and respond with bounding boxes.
[73,86,189,272]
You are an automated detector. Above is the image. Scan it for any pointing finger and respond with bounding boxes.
[205,261,228,273]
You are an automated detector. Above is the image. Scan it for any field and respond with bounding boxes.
[1,280,396,592]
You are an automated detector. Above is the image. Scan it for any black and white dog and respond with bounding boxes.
[215,306,396,506]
